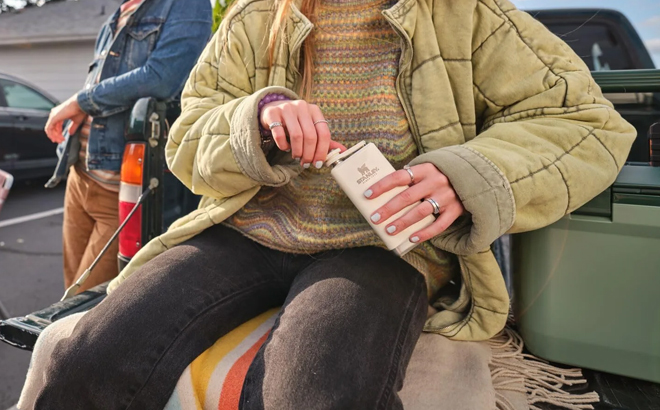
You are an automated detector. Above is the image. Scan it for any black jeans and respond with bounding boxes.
[34,224,428,410]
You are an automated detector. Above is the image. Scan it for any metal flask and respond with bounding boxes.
[325,141,435,256]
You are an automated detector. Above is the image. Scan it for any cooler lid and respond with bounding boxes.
[574,166,660,217]
[613,165,660,196]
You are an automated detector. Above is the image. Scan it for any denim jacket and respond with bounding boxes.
[47,0,211,187]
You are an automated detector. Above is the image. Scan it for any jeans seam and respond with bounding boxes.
[123,280,276,410]
[376,274,425,410]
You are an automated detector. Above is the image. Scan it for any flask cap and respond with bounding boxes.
[324,141,367,167]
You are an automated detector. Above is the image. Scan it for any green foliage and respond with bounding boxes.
[212,0,237,33]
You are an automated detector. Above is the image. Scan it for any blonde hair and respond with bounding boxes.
[268,0,318,99]
[222,0,318,100]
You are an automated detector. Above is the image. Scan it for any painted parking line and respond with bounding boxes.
[0,207,64,229]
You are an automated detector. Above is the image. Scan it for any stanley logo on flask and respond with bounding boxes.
[356,163,379,185]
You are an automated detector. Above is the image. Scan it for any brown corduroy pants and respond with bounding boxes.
[62,166,119,292]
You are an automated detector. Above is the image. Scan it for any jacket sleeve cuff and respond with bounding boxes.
[408,145,516,255]
[77,88,100,116]
[229,86,301,185]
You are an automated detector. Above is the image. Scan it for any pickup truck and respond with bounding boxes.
[1,7,659,410]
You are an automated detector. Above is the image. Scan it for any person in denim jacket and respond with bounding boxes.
[43,0,212,292]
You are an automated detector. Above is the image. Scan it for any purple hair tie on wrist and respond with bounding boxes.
[258,93,290,151]
[258,93,290,129]
[258,93,290,112]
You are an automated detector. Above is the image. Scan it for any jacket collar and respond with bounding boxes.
[382,0,418,40]
[286,0,314,60]
[287,0,418,47]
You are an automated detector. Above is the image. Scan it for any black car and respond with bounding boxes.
[0,73,59,180]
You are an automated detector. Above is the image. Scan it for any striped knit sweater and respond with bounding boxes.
[225,0,459,297]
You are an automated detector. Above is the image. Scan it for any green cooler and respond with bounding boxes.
[513,164,660,383]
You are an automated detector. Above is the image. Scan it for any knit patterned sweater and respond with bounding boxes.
[225,0,459,297]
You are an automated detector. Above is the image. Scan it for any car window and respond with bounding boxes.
[541,23,635,71]
[0,79,55,111]
[0,84,7,108]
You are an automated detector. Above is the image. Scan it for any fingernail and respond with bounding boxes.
[387,225,397,234]
[370,213,381,223]
[410,236,420,243]
[293,157,300,161]
[315,161,323,169]
[364,189,373,198]
[303,163,311,169]
[285,149,291,152]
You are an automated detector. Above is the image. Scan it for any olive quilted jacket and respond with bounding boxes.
[108,0,636,341]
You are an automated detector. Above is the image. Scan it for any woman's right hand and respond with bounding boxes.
[260,99,346,169]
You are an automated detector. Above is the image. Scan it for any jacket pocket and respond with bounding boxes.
[127,21,161,41]
[125,20,163,69]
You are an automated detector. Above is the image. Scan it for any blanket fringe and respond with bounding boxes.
[489,327,600,410]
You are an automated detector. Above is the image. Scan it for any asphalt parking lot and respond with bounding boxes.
[0,179,66,409]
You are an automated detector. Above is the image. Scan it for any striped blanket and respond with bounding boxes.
[163,309,279,410]
[160,309,600,410]
[18,308,597,410]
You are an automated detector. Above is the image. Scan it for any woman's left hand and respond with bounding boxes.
[364,163,465,244]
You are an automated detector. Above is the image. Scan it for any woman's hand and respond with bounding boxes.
[45,94,87,143]
[364,163,465,244]
[260,100,346,168]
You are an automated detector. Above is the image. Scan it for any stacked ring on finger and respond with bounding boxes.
[269,121,283,130]
[425,198,441,215]
[313,119,328,126]
[403,165,415,184]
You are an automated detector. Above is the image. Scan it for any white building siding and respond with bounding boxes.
[0,40,95,101]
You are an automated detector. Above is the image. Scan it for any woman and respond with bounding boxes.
[31,0,635,408]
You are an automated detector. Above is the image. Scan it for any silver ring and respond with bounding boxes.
[313,119,328,126]
[403,165,414,184]
[268,121,283,130]
[425,198,441,215]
